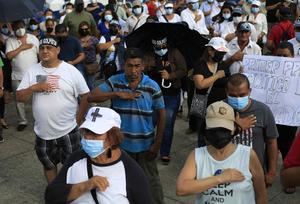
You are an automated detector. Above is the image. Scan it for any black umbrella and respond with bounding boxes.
[125,22,209,69]
[0,0,45,23]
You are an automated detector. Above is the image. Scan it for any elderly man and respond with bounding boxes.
[88,48,166,204]
[6,20,39,131]
[16,37,89,183]
[224,22,261,74]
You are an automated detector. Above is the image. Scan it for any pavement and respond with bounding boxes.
[0,98,300,204]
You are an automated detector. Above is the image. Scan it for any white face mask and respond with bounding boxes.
[233,16,243,24]
[45,15,53,20]
[165,8,173,15]
[133,7,142,16]
[222,13,231,20]
[30,24,38,31]
[155,48,168,56]
[15,28,26,37]
[66,9,73,14]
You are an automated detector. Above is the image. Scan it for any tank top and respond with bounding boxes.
[195,144,255,204]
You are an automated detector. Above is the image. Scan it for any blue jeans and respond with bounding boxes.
[160,94,180,157]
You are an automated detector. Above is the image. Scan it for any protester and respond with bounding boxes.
[16,36,89,183]
[39,9,55,33]
[126,0,149,34]
[109,0,128,21]
[6,20,39,131]
[193,37,229,147]
[88,48,166,204]
[86,0,105,23]
[27,19,43,39]
[181,0,209,35]
[44,19,56,37]
[288,18,300,57]
[176,101,267,204]
[98,8,119,36]
[200,0,220,28]
[59,2,74,24]
[63,0,98,37]
[45,107,152,204]
[158,2,181,23]
[143,36,186,164]
[224,22,261,74]
[226,73,279,187]
[212,4,235,40]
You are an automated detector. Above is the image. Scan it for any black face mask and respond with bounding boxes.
[46,27,53,33]
[212,51,225,63]
[205,128,233,149]
[109,27,118,36]
[79,29,89,36]
[75,4,84,12]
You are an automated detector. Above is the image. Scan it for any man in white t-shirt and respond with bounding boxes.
[16,37,90,183]
[181,0,209,35]
[6,20,39,131]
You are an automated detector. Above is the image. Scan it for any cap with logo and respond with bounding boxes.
[39,37,58,47]
[79,107,121,134]
[237,22,251,32]
[205,37,229,52]
[206,101,235,132]
[232,7,245,15]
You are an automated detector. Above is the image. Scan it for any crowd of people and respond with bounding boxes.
[1,0,300,203]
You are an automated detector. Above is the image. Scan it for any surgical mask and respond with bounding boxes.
[208,0,214,3]
[66,9,73,14]
[296,32,300,42]
[133,7,142,15]
[30,24,38,31]
[222,13,231,20]
[76,4,84,12]
[81,138,106,158]
[104,14,113,22]
[1,27,9,35]
[165,8,173,15]
[45,15,53,20]
[212,51,225,62]
[191,2,199,11]
[233,16,243,24]
[251,7,260,14]
[46,27,53,33]
[155,48,168,56]
[15,28,26,37]
[205,128,233,149]
[228,95,249,110]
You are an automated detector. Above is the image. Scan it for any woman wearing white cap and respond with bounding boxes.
[176,101,267,204]
[158,2,182,23]
[45,107,152,204]
[192,37,229,147]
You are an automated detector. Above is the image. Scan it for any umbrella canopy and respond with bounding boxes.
[0,0,45,23]
[126,22,209,68]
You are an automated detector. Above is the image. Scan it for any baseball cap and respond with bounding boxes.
[206,101,235,132]
[232,7,244,16]
[132,0,142,7]
[237,22,251,32]
[251,0,261,7]
[165,2,174,8]
[205,37,229,52]
[109,20,120,26]
[39,37,58,47]
[186,0,198,4]
[279,7,291,17]
[79,107,121,134]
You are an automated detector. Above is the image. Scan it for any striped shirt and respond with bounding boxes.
[99,73,165,153]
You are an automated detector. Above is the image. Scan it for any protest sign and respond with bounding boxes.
[243,55,300,126]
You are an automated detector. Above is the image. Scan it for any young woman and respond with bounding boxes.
[212,5,235,40]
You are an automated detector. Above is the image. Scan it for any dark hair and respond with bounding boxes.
[12,20,25,29]
[125,48,144,61]
[78,21,90,30]
[55,24,68,33]
[276,41,294,56]
[29,18,38,25]
[106,127,124,149]
[101,7,119,22]
[218,4,233,23]
[227,73,250,89]
[45,18,55,26]
[200,47,210,62]
[65,2,74,8]
[44,9,53,15]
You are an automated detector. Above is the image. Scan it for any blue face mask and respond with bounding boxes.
[251,7,260,14]
[81,138,106,158]
[227,95,249,110]
[296,32,300,42]
[191,2,199,11]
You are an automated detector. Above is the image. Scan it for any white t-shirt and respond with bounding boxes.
[195,145,255,204]
[17,61,90,140]
[288,38,300,57]
[181,8,209,35]
[213,20,236,39]
[5,34,39,80]
[158,14,182,23]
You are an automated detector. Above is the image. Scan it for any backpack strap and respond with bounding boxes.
[87,157,99,204]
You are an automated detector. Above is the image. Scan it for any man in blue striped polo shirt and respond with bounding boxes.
[88,48,166,204]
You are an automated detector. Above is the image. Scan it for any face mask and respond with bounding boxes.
[251,7,260,14]
[76,4,84,12]
[296,32,300,42]
[222,13,231,20]
[205,128,233,149]
[133,7,142,15]
[233,16,243,24]
[30,24,38,31]
[91,0,97,3]
[155,48,168,56]
[104,14,113,22]
[191,2,199,11]
[15,28,26,37]
[81,138,106,158]
[45,15,53,20]
[246,0,253,4]
[228,95,249,110]
[79,29,89,36]
[208,0,214,3]
[1,27,9,35]
[218,1,224,7]
[212,51,225,62]
[66,9,73,14]
[165,8,173,15]
[46,27,53,33]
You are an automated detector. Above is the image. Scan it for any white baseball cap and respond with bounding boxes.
[79,107,121,134]
[251,0,261,7]
[205,37,229,52]
[186,0,198,4]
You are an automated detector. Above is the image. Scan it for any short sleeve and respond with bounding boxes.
[0,57,3,67]
[98,79,113,93]
[193,60,207,76]
[5,38,15,54]
[17,70,32,91]
[99,36,106,44]
[151,81,165,110]
[264,104,279,138]
[74,38,84,54]
[284,132,300,169]
[72,68,90,95]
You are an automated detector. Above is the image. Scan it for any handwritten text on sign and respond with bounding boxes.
[243,55,300,126]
